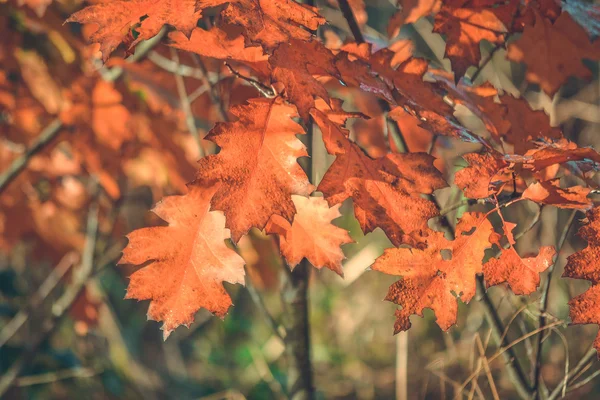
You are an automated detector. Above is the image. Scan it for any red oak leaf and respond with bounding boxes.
[372,213,494,332]
[195,97,314,242]
[120,185,246,339]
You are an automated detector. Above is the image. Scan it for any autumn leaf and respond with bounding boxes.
[168,27,268,63]
[454,152,510,199]
[195,97,314,242]
[522,180,592,210]
[270,39,338,121]
[91,81,132,150]
[66,0,204,61]
[507,12,600,96]
[434,3,507,80]
[500,95,562,154]
[313,108,446,247]
[483,222,556,295]
[266,195,352,276]
[219,0,325,49]
[563,207,600,353]
[120,185,246,339]
[372,213,494,332]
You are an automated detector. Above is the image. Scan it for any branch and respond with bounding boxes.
[0,118,62,195]
[170,48,205,157]
[245,273,287,341]
[337,0,365,44]
[534,210,579,399]
[547,346,598,400]
[476,277,534,399]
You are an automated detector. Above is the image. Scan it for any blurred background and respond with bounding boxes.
[1,0,600,398]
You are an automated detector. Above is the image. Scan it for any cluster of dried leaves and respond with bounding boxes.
[2,0,600,354]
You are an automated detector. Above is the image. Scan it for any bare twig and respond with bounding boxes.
[225,63,276,98]
[15,367,101,387]
[0,252,79,348]
[337,0,365,44]
[170,48,205,157]
[547,347,598,400]
[533,210,578,399]
[245,274,286,341]
[0,192,99,397]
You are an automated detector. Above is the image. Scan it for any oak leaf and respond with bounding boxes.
[388,0,442,37]
[522,180,592,210]
[66,0,205,61]
[266,195,352,276]
[120,185,246,339]
[372,213,494,332]
[507,12,600,96]
[434,3,507,80]
[270,39,338,121]
[454,152,510,199]
[168,27,268,63]
[563,207,600,353]
[219,0,325,49]
[312,108,446,247]
[483,222,556,295]
[195,97,314,242]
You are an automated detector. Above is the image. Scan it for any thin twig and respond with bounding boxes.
[0,252,79,348]
[0,191,100,397]
[0,118,62,195]
[547,347,598,400]
[245,274,286,341]
[337,0,365,44]
[476,277,534,399]
[15,367,101,387]
[170,48,205,157]
[225,63,276,98]
[533,210,578,399]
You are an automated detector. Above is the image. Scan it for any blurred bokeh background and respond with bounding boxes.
[1,0,600,398]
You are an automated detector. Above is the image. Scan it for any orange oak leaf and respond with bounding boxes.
[168,27,268,63]
[372,213,494,332]
[507,12,600,96]
[522,180,593,210]
[434,3,507,80]
[454,152,510,199]
[120,185,246,339]
[312,108,446,247]
[195,97,314,242]
[501,95,562,154]
[266,195,352,276]
[522,138,600,172]
[270,39,338,120]
[483,222,556,295]
[219,0,325,49]
[67,0,206,61]
[563,207,600,353]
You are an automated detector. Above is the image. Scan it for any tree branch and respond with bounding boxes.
[337,0,365,44]
[533,210,578,399]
